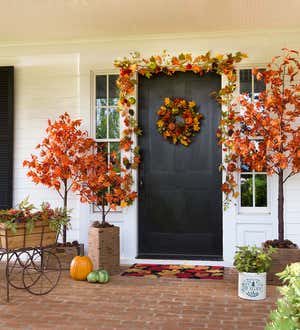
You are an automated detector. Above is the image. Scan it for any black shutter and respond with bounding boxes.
[0,67,14,209]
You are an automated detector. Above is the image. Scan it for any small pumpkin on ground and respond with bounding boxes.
[96,270,109,283]
[70,256,93,281]
[87,269,110,284]
[87,271,99,283]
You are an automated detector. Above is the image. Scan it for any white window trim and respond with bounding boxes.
[91,70,122,214]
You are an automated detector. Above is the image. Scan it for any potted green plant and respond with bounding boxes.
[266,263,300,330]
[234,246,276,300]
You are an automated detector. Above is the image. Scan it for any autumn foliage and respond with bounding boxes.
[23,112,94,243]
[77,145,137,225]
[222,49,300,242]
[24,112,138,235]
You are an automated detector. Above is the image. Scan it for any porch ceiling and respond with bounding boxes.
[0,0,299,45]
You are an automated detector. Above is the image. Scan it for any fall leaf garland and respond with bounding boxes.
[114,50,247,171]
[157,97,202,146]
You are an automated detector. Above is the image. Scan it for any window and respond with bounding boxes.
[240,163,267,208]
[94,73,120,167]
[93,73,121,210]
[238,69,268,210]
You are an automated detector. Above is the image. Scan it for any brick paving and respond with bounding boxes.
[0,267,279,330]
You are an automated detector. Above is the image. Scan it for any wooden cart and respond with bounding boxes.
[0,220,61,301]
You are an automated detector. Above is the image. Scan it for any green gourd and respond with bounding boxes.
[96,270,109,283]
[87,271,99,283]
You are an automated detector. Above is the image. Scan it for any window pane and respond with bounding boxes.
[96,108,107,139]
[108,75,119,106]
[255,174,267,207]
[108,107,120,138]
[241,174,253,207]
[254,69,266,93]
[240,69,252,96]
[96,142,109,205]
[96,75,107,106]
[254,69,266,104]
[110,142,121,172]
[97,142,108,157]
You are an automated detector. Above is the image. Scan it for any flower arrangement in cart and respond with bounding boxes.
[156,97,202,146]
[0,197,69,234]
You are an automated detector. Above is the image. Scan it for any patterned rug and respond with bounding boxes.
[121,264,224,280]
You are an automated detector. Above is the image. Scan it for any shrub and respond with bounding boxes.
[266,263,300,330]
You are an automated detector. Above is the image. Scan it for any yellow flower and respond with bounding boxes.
[120,201,128,208]
[180,139,189,146]
[157,120,164,128]
[216,54,224,61]
[180,136,189,146]
[188,101,196,108]
[193,124,200,131]
[129,64,137,72]
[164,97,171,105]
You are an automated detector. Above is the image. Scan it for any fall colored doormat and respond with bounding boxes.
[121,264,224,279]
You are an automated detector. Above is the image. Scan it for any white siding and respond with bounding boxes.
[285,174,300,247]
[9,53,81,242]
[0,30,299,265]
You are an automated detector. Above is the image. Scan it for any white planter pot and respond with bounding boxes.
[238,272,266,300]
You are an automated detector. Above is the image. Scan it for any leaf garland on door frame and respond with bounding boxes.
[114,50,247,197]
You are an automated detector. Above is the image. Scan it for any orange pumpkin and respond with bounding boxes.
[70,256,93,281]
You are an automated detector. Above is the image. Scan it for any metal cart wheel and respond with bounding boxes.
[6,250,32,289]
[22,249,61,295]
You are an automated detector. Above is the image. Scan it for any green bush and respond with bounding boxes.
[266,263,300,330]
[234,246,276,273]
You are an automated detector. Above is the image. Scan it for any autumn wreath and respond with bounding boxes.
[156,97,203,146]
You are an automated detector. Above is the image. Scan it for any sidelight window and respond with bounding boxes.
[94,73,121,169]
[93,73,121,210]
[238,68,269,211]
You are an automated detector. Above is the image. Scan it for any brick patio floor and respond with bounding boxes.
[0,267,279,330]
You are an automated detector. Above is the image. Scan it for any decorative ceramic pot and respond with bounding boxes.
[238,272,266,300]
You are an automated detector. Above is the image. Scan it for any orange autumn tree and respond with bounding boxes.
[23,112,94,243]
[221,49,300,244]
[78,144,137,225]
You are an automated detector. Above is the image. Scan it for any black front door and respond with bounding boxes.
[138,71,222,260]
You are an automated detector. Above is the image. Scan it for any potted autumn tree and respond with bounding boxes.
[221,48,300,284]
[78,143,137,275]
[234,246,275,300]
[23,112,94,268]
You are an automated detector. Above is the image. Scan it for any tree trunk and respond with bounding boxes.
[278,170,284,242]
[63,180,68,244]
[101,192,106,225]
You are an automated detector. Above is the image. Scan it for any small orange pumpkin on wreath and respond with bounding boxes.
[156,97,203,146]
